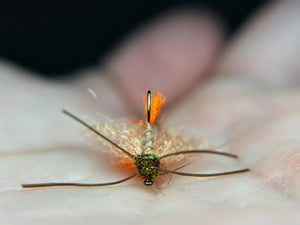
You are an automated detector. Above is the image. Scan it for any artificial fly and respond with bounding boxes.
[22,90,249,188]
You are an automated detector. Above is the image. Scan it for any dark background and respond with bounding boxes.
[0,0,268,77]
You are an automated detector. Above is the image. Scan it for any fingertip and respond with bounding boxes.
[107,7,226,114]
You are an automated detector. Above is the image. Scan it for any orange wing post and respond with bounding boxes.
[144,91,166,126]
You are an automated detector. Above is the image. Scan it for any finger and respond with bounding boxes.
[106,8,225,113]
[217,1,300,85]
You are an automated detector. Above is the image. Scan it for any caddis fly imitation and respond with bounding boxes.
[22,90,249,188]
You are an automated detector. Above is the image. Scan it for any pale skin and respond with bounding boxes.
[1,0,300,224]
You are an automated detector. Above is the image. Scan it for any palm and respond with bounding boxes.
[1,1,299,224]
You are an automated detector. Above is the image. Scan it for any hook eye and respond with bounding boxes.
[144,179,153,186]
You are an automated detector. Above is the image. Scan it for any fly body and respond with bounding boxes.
[22,90,249,189]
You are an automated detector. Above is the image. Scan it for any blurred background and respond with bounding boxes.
[0,0,267,78]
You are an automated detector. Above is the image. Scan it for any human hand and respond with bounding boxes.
[1,1,300,224]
